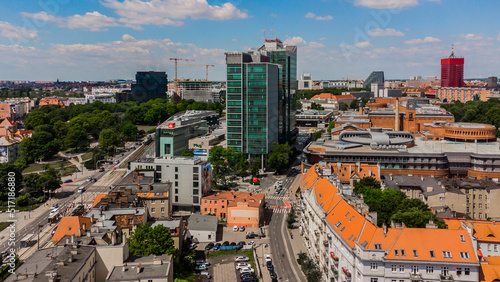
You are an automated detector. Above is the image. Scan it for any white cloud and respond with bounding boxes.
[122,34,135,42]
[309,42,325,48]
[354,41,373,48]
[232,38,237,42]
[284,36,307,46]
[353,0,419,9]
[20,11,63,24]
[404,36,440,44]
[368,28,405,37]
[66,12,120,31]
[497,33,500,41]
[319,37,326,41]
[304,12,333,21]
[270,13,278,17]
[102,0,248,28]
[463,33,484,41]
[0,21,39,40]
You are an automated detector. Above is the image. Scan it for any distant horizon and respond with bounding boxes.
[0,0,498,81]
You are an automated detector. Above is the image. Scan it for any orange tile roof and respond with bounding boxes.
[202,191,265,208]
[444,219,500,243]
[92,194,107,208]
[311,93,356,101]
[51,216,92,243]
[384,228,478,263]
[480,258,500,282]
[137,192,169,198]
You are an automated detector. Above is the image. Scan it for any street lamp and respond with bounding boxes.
[37,224,43,250]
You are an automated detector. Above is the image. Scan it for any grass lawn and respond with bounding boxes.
[0,222,10,232]
[137,125,157,132]
[81,151,93,162]
[62,166,79,176]
[173,271,196,282]
[23,161,72,173]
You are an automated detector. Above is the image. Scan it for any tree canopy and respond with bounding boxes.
[267,142,295,175]
[128,224,177,257]
[442,98,500,136]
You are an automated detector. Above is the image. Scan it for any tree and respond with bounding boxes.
[341,103,349,111]
[0,163,23,200]
[313,130,324,141]
[287,207,296,228]
[267,142,293,175]
[99,128,123,152]
[250,157,261,176]
[180,149,195,157]
[234,152,249,181]
[121,121,138,140]
[309,102,324,110]
[350,99,359,109]
[24,111,49,130]
[64,125,90,151]
[326,121,336,133]
[209,146,235,190]
[128,224,177,257]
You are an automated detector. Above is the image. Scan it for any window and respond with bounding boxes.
[175,167,178,172]
[399,265,404,273]
[375,244,382,249]
[426,266,434,274]
[430,250,435,258]
[151,200,155,204]
[161,200,165,204]
[345,211,350,217]
[479,203,483,209]
[411,265,419,274]
[151,208,156,213]
[175,188,178,194]
[479,195,482,200]
[460,252,470,260]
[335,221,342,228]
[129,219,133,224]
[193,182,199,187]
[175,196,178,202]
[392,265,397,272]
[465,268,470,275]
[401,249,406,257]
[193,196,199,204]
[193,189,199,195]
[395,249,399,257]
[442,251,452,258]
[456,267,462,276]
[175,174,178,180]
[175,181,178,187]
[340,227,345,232]
[495,245,498,252]
[413,249,418,257]
[193,167,199,173]
[460,235,465,242]
[156,165,161,171]
[370,279,378,282]
[193,174,199,180]
[371,263,378,270]
[161,208,165,213]
[441,267,449,276]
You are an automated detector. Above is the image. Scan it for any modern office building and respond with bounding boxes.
[441,49,465,88]
[116,71,167,103]
[299,73,313,90]
[363,71,384,88]
[129,156,212,214]
[487,76,498,89]
[155,110,219,157]
[225,51,280,158]
[251,38,298,143]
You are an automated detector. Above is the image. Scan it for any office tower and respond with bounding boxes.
[116,71,167,103]
[487,76,498,89]
[225,52,280,158]
[363,71,385,88]
[441,49,464,87]
[250,39,297,143]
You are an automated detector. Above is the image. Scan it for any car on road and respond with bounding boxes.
[63,179,73,184]
[205,243,214,251]
[239,226,245,232]
[236,263,251,270]
[51,203,59,209]
[199,271,211,279]
[277,181,282,187]
[235,256,250,262]
[275,189,281,195]
[49,208,58,215]
[195,260,210,266]
[87,177,92,182]
[233,225,239,232]
[99,167,105,172]
[78,186,85,193]
[270,271,277,280]
[90,178,97,183]
[112,166,117,170]
[237,241,245,249]
[194,264,207,272]
[213,243,221,250]
[265,254,272,262]
[115,159,120,164]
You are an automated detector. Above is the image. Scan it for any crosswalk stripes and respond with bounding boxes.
[266,196,290,200]
[272,207,290,214]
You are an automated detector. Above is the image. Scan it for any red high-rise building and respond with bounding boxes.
[441,47,464,87]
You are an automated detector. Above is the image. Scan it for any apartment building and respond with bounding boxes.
[300,164,480,282]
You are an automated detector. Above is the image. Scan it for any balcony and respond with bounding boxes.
[409,273,423,281]
[331,266,338,276]
[324,241,329,247]
[342,267,351,280]
[330,252,339,263]
[440,274,454,281]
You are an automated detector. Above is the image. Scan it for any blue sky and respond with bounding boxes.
[0,0,499,81]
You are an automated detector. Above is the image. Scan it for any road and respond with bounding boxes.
[266,164,306,282]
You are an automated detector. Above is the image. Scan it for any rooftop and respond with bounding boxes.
[107,254,172,281]
[187,214,218,233]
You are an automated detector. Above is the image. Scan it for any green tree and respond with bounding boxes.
[0,163,23,200]
[326,121,336,133]
[309,102,324,110]
[250,157,261,177]
[128,224,177,257]
[341,103,349,111]
[64,125,90,151]
[24,111,49,130]
[287,207,296,228]
[121,121,138,140]
[99,128,123,152]
[180,149,195,157]
[350,99,359,109]
[267,142,293,175]
[313,130,324,141]
[234,152,249,180]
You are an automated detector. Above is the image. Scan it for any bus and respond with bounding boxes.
[48,211,60,224]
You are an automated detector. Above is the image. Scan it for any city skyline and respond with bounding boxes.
[0,0,499,81]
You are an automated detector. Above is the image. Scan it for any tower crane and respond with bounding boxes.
[178,64,215,81]
[169,58,192,102]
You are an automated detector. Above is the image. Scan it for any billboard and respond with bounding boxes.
[201,162,212,195]
[193,149,207,156]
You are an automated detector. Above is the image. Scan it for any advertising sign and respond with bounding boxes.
[201,162,212,195]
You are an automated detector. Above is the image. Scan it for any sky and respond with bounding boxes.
[0,0,499,81]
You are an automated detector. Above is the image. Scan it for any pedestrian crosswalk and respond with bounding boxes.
[266,195,289,200]
[272,207,290,214]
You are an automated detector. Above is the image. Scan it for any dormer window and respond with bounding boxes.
[430,250,435,258]
[335,221,342,228]
[442,251,452,259]
[401,249,406,257]
[413,249,418,257]
[395,249,399,257]
[375,244,381,250]
[460,252,470,260]
[345,212,350,217]
[460,235,465,242]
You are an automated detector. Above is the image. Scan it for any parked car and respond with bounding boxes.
[247,241,255,246]
[87,177,92,182]
[265,254,272,262]
[63,179,73,184]
[235,256,250,262]
[195,260,210,266]
[189,242,198,250]
[99,167,105,172]
[222,241,229,246]
[233,226,239,232]
[51,203,59,209]
[267,264,274,272]
[90,178,97,183]
[199,271,210,279]
[205,243,214,251]
[266,261,273,270]
[237,241,245,249]
[230,242,236,246]
[236,263,251,270]
[239,226,245,232]
[213,243,221,250]
[239,267,254,274]
[194,264,207,272]
[270,270,277,279]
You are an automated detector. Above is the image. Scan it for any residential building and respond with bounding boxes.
[86,207,147,243]
[85,93,116,104]
[436,87,498,102]
[155,110,219,157]
[51,216,93,244]
[441,49,465,87]
[39,96,66,107]
[66,97,86,106]
[225,51,280,159]
[0,135,23,163]
[295,109,335,128]
[179,80,217,103]
[445,219,500,258]
[299,73,313,90]
[299,163,480,282]
[106,254,173,282]
[5,244,97,282]
[116,71,167,103]
[487,77,498,89]
[363,71,384,88]
[186,214,218,243]
[201,191,265,227]
[129,156,212,214]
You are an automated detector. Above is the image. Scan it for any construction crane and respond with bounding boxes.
[178,64,215,81]
[169,58,192,102]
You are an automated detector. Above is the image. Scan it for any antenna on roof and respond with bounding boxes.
[449,44,455,58]
[264,20,267,40]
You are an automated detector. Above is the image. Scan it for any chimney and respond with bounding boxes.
[82,223,86,231]
[111,232,116,245]
[78,228,82,237]
[383,223,387,237]
[71,235,75,244]
[136,263,142,274]
[68,255,73,263]
[65,238,69,245]
[394,99,400,131]
[420,176,424,181]
[359,106,363,115]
